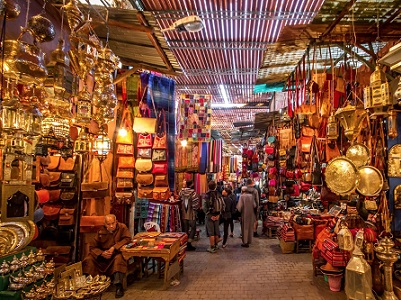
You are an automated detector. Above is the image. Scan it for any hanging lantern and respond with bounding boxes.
[345,246,375,300]
[60,136,74,158]
[1,98,28,133]
[355,229,364,249]
[337,221,353,251]
[387,110,398,139]
[74,127,90,153]
[42,127,58,148]
[75,89,92,124]
[10,132,25,150]
[335,103,367,141]
[327,114,339,140]
[42,116,70,138]
[93,127,111,162]
[35,137,48,157]
[27,107,43,136]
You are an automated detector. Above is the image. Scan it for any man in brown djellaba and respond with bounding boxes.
[83,214,131,298]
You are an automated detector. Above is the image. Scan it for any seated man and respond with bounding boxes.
[83,214,131,298]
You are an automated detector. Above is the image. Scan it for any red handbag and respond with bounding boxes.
[152,162,168,174]
[137,133,153,148]
[265,146,275,155]
[286,170,294,179]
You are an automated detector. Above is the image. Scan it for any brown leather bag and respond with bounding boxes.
[153,187,170,201]
[43,204,62,220]
[118,156,135,169]
[58,157,75,171]
[116,168,134,178]
[47,156,60,170]
[135,158,153,173]
[60,189,76,201]
[80,216,105,233]
[136,173,154,186]
[58,208,76,226]
[138,187,154,199]
[48,189,61,202]
[48,172,62,187]
[325,141,340,163]
[154,175,168,187]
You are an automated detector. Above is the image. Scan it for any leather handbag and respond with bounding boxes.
[137,133,153,148]
[36,189,50,204]
[116,144,134,155]
[115,192,134,205]
[154,174,168,187]
[118,156,135,168]
[80,216,105,233]
[60,173,76,188]
[116,178,133,188]
[48,189,61,202]
[133,86,157,133]
[135,158,153,173]
[136,173,154,186]
[58,157,75,171]
[137,148,152,159]
[153,187,170,201]
[116,168,134,178]
[152,162,168,174]
[58,208,76,226]
[137,187,154,199]
[153,109,167,149]
[152,149,167,162]
[40,172,51,187]
[116,108,134,145]
[300,136,313,153]
[364,199,378,211]
[49,172,62,187]
[325,141,340,163]
[43,204,62,220]
[60,189,76,201]
[81,157,109,199]
[47,156,60,170]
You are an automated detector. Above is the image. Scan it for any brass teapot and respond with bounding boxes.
[22,288,37,300]
[27,250,37,265]
[9,255,21,272]
[0,261,10,275]
[27,14,56,43]
[36,249,45,262]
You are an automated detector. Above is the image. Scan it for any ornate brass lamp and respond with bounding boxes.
[335,103,367,141]
[74,127,90,153]
[374,236,401,300]
[327,113,339,140]
[92,127,111,162]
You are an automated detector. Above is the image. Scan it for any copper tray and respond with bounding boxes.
[324,156,359,196]
[357,166,383,196]
[346,143,370,168]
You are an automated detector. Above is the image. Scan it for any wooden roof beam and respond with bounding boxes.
[136,12,175,72]
[320,0,357,38]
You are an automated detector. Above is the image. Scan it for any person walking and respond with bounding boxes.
[221,186,237,247]
[179,180,199,251]
[202,180,224,253]
[237,185,257,247]
[245,178,260,237]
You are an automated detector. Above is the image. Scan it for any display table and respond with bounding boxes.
[121,233,182,289]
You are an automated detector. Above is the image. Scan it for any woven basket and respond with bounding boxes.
[279,239,295,254]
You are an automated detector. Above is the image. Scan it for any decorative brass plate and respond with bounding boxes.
[0,227,19,255]
[346,143,370,168]
[394,185,401,209]
[388,144,401,177]
[325,156,359,196]
[357,166,383,196]
[0,222,28,251]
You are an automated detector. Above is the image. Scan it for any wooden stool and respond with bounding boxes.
[296,239,313,253]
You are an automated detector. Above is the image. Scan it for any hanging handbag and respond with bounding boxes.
[58,208,76,226]
[48,189,61,202]
[49,172,62,187]
[118,156,135,169]
[135,158,153,173]
[116,178,133,188]
[152,149,167,162]
[136,173,154,186]
[133,86,157,133]
[116,144,134,155]
[115,192,134,205]
[81,157,109,199]
[137,133,153,148]
[325,140,340,163]
[153,109,168,149]
[58,157,75,171]
[311,136,323,186]
[116,168,134,178]
[47,156,60,170]
[153,187,170,201]
[116,108,134,145]
[36,189,50,204]
[60,189,76,201]
[43,204,62,220]
[137,187,154,199]
[154,174,168,187]
[365,198,378,211]
[60,173,76,188]
[137,148,152,159]
[152,162,168,174]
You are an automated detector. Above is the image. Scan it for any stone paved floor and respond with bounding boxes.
[103,222,347,300]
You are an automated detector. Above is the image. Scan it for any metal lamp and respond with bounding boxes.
[335,103,367,141]
[92,127,111,162]
[74,127,91,153]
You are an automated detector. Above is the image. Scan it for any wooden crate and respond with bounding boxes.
[279,239,295,254]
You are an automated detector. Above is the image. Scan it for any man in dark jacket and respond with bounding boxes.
[202,180,222,253]
[179,180,199,251]
[83,214,131,298]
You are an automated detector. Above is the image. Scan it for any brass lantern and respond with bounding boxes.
[75,89,92,124]
[92,127,111,162]
[28,107,43,136]
[327,114,339,140]
[42,127,58,148]
[74,127,90,153]
[345,246,375,300]
[335,103,367,141]
[387,110,398,139]
[337,221,353,251]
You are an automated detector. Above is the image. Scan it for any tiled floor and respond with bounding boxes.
[103,222,347,300]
